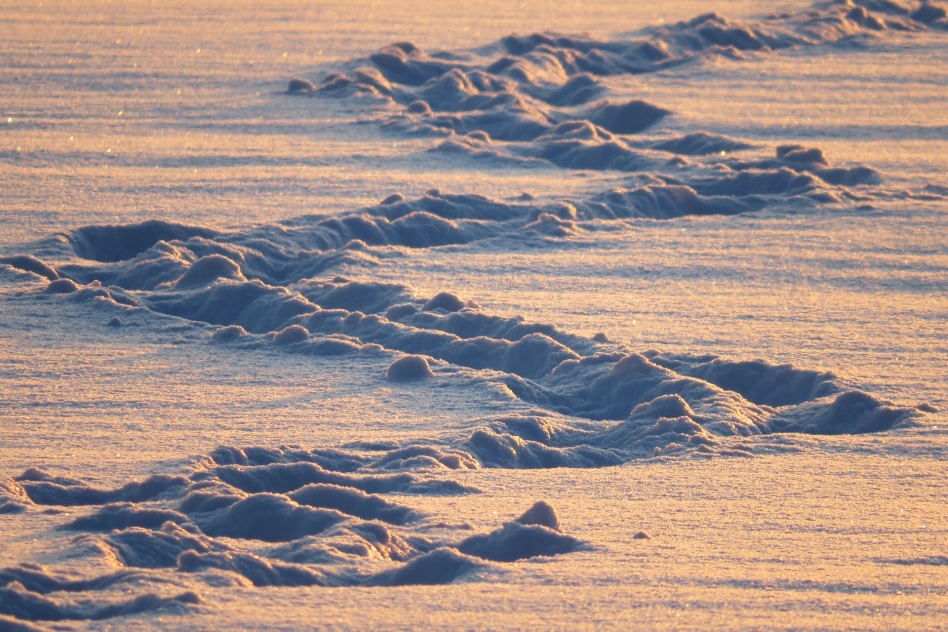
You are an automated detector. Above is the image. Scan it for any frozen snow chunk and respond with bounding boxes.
[179,490,244,514]
[777,144,828,166]
[456,520,582,562]
[299,278,413,314]
[611,352,662,375]
[815,165,882,186]
[380,192,405,204]
[211,325,247,341]
[788,390,916,435]
[0,564,145,595]
[368,445,479,471]
[544,73,605,106]
[286,77,316,94]
[464,427,620,468]
[387,355,434,381]
[521,213,578,238]
[406,100,432,115]
[311,335,361,355]
[149,280,316,334]
[273,324,309,345]
[587,99,671,135]
[347,522,416,559]
[694,168,816,196]
[514,500,560,531]
[678,358,838,407]
[174,254,243,289]
[369,42,453,86]
[384,303,419,321]
[45,278,78,293]
[198,460,476,497]
[845,6,888,29]
[423,291,466,312]
[345,68,393,96]
[628,394,698,422]
[269,523,416,564]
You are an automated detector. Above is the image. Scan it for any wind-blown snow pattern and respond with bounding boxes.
[0,187,928,622]
[2,210,923,456]
[288,0,945,178]
[1,452,583,614]
[0,0,944,626]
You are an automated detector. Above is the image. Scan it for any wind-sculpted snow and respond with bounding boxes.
[288,1,945,174]
[26,145,883,298]
[0,323,923,627]
[1,6,941,626]
[7,202,924,456]
[103,523,226,568]
[0,573,201,623]
[0,565,147,595]
[457,502,582,561]
[1,453,585,624]
[14,467,188,507]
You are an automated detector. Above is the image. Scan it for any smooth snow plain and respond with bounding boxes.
[1,0,946,629]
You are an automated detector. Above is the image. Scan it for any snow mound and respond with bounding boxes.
[457,522,583,561]
[387,355,435,381]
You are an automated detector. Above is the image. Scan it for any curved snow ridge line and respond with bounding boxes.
[4,455,587,597]
[0,579,201,623]
[296,1,946,100]
[9,457,478,510]
[7,256,926,439]
[190,372,915,470]
[381,93,673,144]
[29,270,916,435]
[168,502,581,587]
[286,1,946,167]
[87,285,932,432]
[0,496,584,625]
[32,150,878,276]
[421,122,884,186]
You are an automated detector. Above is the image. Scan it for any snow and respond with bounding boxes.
[1,0,947,628]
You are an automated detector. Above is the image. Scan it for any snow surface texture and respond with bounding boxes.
[1,457,583,621]
[0,118,930,628]
[1,0,947,627]
[292,0,944,180]
[2,221,925,471]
